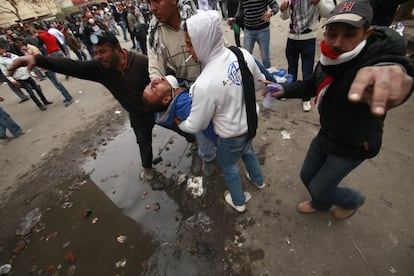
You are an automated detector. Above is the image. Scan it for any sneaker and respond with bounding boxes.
[297,200,318,214]
[43,101,53,105]
[245,171,266,189]
[302,101,312,112]
[64,99,73,107]
[140,168,155,181]
[224,190,252,212]
[331,196,365,220]
[0,135,11,140]
[202,159,216,176]
[39,105,47,111]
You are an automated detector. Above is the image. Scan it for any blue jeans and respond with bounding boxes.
[243,26,271,68]
[119,20,128,41]
[285,38,316,101]
[45,71,72,102]
[300,135,365,211]
[195,132,216,162]
[0,107,22,137]
[217,136,264,206]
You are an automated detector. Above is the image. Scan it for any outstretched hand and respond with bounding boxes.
[348,65,413,116]
[7,55,37,77]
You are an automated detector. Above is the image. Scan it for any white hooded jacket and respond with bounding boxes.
[178,11,264,138]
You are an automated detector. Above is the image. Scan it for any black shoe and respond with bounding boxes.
[64,99,73,107]
[18,98,30,104]
[43,101,53,105]
[39,105,47,111]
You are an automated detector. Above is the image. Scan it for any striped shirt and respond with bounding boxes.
[238,0,279,30]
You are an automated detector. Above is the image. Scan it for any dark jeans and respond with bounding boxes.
[45,71,72,101]
[19,77,49,107]
[129,112,155,169]
[285,38,316,101]
[300,135,365,211]
[136,24,148,55]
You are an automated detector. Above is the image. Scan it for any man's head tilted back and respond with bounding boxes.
[143,75,179,112]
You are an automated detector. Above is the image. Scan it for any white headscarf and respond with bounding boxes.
[186,10,225,64]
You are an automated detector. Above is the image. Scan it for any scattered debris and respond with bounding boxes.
[153,202,161,211]
[185,212,213,233]
[16,207,42,236]
[45,231,58,241]
[81,209,92,219]
[280,130,291,140]
[62,241,71,248]
[90,151,97,159]
[116,235,128,244]
[61,202,74,209]
[82,148,89,154]
[64,251,76,264]
[115,258,127,268]
[177,174,187,186]
[13,240,27,254]
[389,266,397,274]
[0,264,12,274]
[114,110,122,114]
[91,218,98,224]
[186,176,204,198]
[68,265,76,276]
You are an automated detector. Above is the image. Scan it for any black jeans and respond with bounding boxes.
[19,77,48,107]
[129,112,155,169]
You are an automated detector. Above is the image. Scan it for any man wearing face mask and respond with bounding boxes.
[79,11,108,58]
[267,0,414,220]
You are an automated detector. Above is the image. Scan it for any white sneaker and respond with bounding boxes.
[224,191,252,212]
[302,101,312,112]
[245,171,266,189]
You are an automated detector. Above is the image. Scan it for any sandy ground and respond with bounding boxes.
[0,16,413,276]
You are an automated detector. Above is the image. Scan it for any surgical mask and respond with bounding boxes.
[88,18,95,24]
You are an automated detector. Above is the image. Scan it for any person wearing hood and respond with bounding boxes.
[178,11,266,212]
[266,0,414,220]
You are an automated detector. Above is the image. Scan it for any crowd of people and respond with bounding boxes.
[1,0,413,220]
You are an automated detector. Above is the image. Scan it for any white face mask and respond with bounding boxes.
[88,18,95,25]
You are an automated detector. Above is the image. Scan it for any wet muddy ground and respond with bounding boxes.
[1,17,414,276]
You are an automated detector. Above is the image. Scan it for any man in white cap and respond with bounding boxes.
[143,75,217,176]
[267,0,414,220]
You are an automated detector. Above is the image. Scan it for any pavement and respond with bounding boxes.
[0,14,413,276]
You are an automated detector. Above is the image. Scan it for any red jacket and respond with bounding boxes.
[38,30,60,54]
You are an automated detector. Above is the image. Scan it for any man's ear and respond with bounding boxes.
[161,96,172,106]
[365,26,374,38]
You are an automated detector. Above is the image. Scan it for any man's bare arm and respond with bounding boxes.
[7,55,36,77]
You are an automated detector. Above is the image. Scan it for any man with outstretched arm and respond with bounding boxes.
[8,30,156,181]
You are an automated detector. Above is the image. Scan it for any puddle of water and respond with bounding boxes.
[82,122,226,274]
[82,124,192,242]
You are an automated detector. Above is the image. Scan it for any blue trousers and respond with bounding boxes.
[45,71,72,102]
[300,135,365,211]
[217,136,264,206]
[0,107,22,137]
